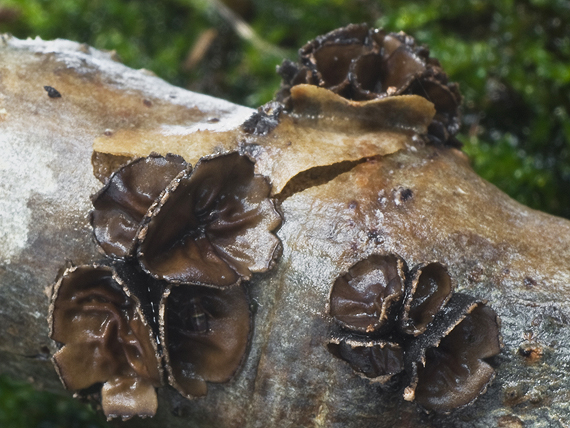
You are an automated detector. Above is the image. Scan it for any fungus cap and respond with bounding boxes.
[160,284,251,399]
[400,262,454,336]
[276,23,462,146]
[329,254,406,333]
[137,152,282,287]
[90,153,188,258]
[327,337,404,384]
[404,294,502,413]
[48,263,163,420]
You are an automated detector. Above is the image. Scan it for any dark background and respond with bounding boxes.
[0,0,569,426]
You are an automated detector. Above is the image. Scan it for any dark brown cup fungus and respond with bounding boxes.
[91,153,188,258]
[276,23,462,146]
[48,263,163,420]
[160,284,251,399]
[137,152,282,287]
[404,294,502,413]
[400,262,453,336]
[329,254,406,333]
[327,337,404,384]
[327,255,502,413]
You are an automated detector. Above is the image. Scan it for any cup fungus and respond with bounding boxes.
[276,23,462,146]
[327,255,502,413]
[160,284,251,399]
[327,337,404,384]
[48,262,163,420]
[137,152,282,287]
[400,262,454,336]
[91,153,188,259]
[404,295,503,413]
[49,150,280,418]
[329,254,406,333]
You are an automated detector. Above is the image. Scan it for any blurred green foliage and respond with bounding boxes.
[0,374,107,428]
[0,0,569,424]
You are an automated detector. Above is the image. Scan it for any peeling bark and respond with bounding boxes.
[1,35,570,428]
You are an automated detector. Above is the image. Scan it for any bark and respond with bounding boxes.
[1,34,570,428]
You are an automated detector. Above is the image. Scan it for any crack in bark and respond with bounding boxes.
[274,157,372,203]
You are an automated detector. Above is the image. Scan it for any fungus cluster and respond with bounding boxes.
[276,24,462,147]
[327,254,502,413]
[49,152,282,419]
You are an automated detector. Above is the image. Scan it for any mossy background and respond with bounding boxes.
[0,0,569,426]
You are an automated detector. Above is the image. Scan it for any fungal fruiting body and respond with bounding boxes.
[90,153,188,259]
[137,152,282,287]
[277,23,462,146]
[160,284,251,399]
[47,23,507,423]
[329,254,406,334]
[328,255,502,412]
[48,263,162,419]
[49,152,281,419]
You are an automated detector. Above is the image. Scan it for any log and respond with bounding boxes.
[1,34,570,428]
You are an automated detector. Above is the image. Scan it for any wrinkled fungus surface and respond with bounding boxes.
[91,153,188,258]
[161,284,251,399]
[49,263,162,420]
[138,152,282,286]
[412,299,502,412]
[327,338,403,384]
[400,262,453,336]
[277,23,462,146]
[327,256,501,412]
[51,150,278,418]
[329,254,406,333]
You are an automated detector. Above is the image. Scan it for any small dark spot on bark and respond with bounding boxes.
[400,188,413,201]
[207,117,220,123]
[367,229,383,245]
[44,86,61,98]
[171,401,191,418]
[503,385,524,406]
[518,347,531,357]
[393,187,413,206]
[519,342,543,363]
[523,277,536,288]
[143,99,152,107]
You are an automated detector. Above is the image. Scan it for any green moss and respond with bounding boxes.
[0,374,108,428]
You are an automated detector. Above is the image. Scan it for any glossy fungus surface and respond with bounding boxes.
[327,338,403,384]
[49,264,162,420]
[277,23,462,146]
[160,284,251,399]
[414,303,502,412]
[400,262,453,336]
[327,255,502,413]
[91,154,188,258]
[329,254,406,333]
[138,152,282,287]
